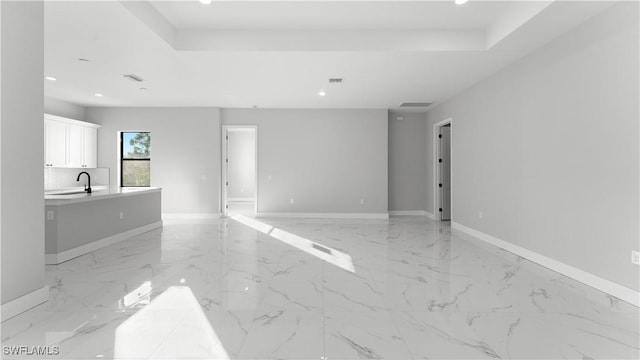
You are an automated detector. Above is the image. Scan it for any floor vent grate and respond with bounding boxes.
[312,243,332,254]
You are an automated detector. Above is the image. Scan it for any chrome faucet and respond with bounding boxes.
[76,171,92,193]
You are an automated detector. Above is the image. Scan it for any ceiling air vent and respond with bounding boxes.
[399,102,432,107]
[123,73,144,82]
[328,78,343,83]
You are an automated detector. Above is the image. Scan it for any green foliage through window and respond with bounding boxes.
[121,132,150,187]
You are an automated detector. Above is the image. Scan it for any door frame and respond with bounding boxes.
[221,125,258,217]
[433,117,452,221]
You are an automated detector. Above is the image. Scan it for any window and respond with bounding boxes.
[121,132,150,187]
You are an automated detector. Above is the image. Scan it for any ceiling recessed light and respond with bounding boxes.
[45,76,57,81]
[94,93,103,97]
[318,90,326,97]
[454,0,469,5]
[199,0,212,4]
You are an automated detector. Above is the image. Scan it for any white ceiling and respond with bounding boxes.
[43,1,614,110]
[150,1,514,30]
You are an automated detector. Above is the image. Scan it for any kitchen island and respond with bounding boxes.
[45,187,162,264]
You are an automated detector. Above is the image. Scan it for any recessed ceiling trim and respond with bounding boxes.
[399,102,432,107]
[175,29,486,52]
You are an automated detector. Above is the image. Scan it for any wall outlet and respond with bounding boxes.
[290,198,294,205]
[478,211,483,219]
[360,198,365,205]
[632,250,640,265]
[46,210,54,220]
[119,211,124,220]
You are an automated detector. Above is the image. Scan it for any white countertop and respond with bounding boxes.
[45,186,161,205]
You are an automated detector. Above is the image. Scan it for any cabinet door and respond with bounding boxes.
[83,126,97,168]
[67,123,84,168]
[43,121,48,166]
[45,120,68,167]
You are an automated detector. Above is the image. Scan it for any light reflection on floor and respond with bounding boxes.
[114,286,229,359]
[230,214,356,273]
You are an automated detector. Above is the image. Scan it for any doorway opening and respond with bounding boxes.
[433,118,452,221]
[222,126,257,217]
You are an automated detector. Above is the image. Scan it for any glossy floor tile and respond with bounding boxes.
[228,201,256,217]
[2,216,638,359]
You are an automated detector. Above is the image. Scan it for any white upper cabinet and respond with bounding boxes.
[67,123,84,167]
[44,114,100,168]
[44,120,68,167]
[82,126,98,168]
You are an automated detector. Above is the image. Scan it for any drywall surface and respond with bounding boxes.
[388,112,427,212]
[44,97,86,120]
[426,3,639,290]
[1,1,46,304]
[222,109,388,214]
[227,129,256,199]
[86,107,221,215]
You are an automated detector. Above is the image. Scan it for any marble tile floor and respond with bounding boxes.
[1,216,638,360]
[227,201,256,217]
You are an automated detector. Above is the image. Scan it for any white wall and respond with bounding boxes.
[222,109,388,214]
[388,111,427,212]
[1,1,46,305]
[44,97,86,120]
[86,107,221,215]
[227,129,256,199]
[426,3,639,291]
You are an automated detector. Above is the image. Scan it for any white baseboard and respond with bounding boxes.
[389,210,434,218]
[228,197,255,202]
[45,221,163,265]
[1,286,49,322]
[452,222,640,307]
[389,211,435,219]
[162,213,221,220]
[256,212,389,220]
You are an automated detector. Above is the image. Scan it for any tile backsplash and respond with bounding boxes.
[45,167,110,191]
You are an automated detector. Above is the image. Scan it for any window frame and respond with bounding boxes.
[120,131,151,187]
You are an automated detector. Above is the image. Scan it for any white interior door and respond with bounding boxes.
[439,125,451,220]
[222,126,258,217]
